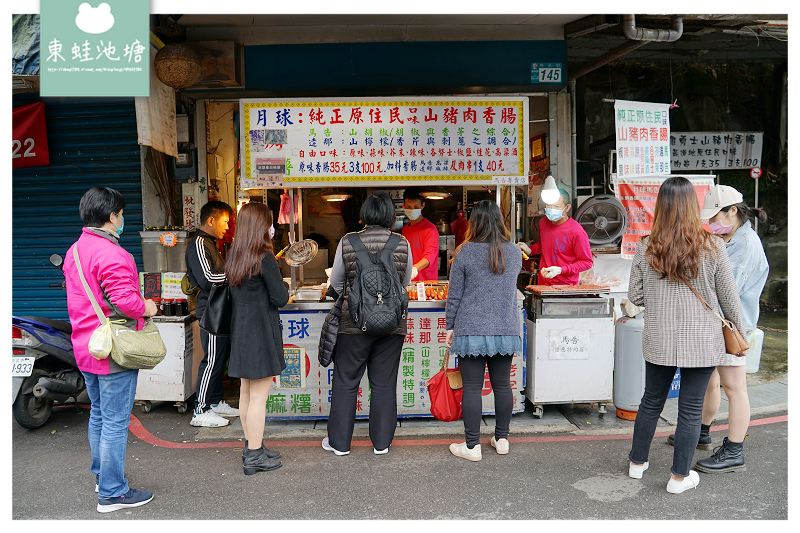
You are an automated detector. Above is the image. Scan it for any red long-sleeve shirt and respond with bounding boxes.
[401,218,440,281]
[529,217,593,286]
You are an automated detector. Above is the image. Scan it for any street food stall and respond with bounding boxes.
[239,96,531,418]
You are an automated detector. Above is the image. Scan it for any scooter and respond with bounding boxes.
[11,254,85,429]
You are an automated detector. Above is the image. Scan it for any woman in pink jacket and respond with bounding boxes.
[63,187,158,513]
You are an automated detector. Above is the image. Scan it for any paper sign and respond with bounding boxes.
[614,99,671,178]
[160,272,185,299]
[277,346,307,389]
[670,132,763,170]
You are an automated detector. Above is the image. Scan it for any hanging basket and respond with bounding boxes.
[154,43,203,89]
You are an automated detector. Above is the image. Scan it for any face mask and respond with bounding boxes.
[268,224,275,239]
[404,208,422,221]
[709,212,733,235]
[544,208,564,222]
[111,213,124,236]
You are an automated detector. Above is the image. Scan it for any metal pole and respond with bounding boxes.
[288,188,296,291]
[754,177,759,233]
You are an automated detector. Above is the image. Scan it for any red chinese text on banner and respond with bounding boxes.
[615,176,714,258]
[13,102,50,169]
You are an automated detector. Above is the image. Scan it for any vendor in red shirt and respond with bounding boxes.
[519,187,593,286]
[401,187,440,282]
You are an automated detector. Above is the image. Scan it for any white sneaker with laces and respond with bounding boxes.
[190,410,230,427]
[321,437,350,456]
[450,442,482,461]
[490,436,509,455]
[629,461,649,479]
[666,470,700,494]
[211,401,240,417]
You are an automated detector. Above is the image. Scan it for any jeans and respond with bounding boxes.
[458,354,513,447]
[629,362,714,477]
[327,333,404,452]
[82,369,139,498]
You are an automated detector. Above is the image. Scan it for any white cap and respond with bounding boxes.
[699,185,743,219]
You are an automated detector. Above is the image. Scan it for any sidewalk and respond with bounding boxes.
[195,373,788,442]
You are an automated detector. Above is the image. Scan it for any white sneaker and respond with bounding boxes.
[666,470,700,494]
[450,442,482,461]
[373,447,389,455]
[321,437,350,456]
[629,461,649,479]
[211,401,240,417]
[190,410,230,427]
[490,436,509,455]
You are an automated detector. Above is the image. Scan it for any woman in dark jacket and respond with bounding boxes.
[226,202,289,475]
[322,192,414,456]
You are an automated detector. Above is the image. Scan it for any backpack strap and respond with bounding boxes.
[379,233,402,271]
[346,233,375,264]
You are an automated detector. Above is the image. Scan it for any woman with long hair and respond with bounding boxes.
[627,177,746,493]
[673,185,768,474]
[445,200,522,461]
[226,202,289,475]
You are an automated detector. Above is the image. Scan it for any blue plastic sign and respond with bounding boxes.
[531,62,563,84]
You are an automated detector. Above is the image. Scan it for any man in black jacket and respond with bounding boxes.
[186,201,238,427]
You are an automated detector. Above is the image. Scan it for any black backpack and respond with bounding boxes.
[346,232,408,334]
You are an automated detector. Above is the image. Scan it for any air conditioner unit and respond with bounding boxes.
[185,41,243,89]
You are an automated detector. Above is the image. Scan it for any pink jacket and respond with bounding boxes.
[64,228,146,374]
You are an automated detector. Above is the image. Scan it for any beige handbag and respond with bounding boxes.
[73,246,167,370]
[684,281,749,356]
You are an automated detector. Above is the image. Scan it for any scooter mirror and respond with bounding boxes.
[49,254,63,268]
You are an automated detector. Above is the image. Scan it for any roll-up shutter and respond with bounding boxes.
[13,95,143,320]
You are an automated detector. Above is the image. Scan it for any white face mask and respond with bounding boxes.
[268,224,275,239]
[404,208,422,221]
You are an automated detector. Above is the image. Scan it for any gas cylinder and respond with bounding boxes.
[613,312,645,419]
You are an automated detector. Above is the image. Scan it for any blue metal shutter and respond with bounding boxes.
[13,95,143,320]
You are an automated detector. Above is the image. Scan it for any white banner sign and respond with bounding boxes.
[670,132,763,170]
[240,97,529,188]
[614,99,671,178]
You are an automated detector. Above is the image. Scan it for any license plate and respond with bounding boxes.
[12,357,35,377]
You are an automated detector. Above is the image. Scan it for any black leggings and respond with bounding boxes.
[457,354,513,447]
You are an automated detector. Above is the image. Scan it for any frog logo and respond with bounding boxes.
[75,2,115,35]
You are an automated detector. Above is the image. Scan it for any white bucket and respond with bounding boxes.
[745,328,765,374]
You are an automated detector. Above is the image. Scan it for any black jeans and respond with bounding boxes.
[327,333,404,452]
[629,361,715,477]
[194,330,231,414]
[457,354,513,447]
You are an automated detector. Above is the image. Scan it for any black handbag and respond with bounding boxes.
[199,283,232,336]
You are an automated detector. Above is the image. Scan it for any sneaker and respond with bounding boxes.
[97,488,154,513]
[321,437,350,456]
[373,447,389,455]
[449,442,482,462]
[211,400,240,417]
[490,436,509,455]
[190,410,230,427]
[667,471,700,493]
[629,461,649,479]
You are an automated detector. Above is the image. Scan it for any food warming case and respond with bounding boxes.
[524,285,615,418]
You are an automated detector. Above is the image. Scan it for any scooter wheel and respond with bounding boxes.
[13,370,54,429]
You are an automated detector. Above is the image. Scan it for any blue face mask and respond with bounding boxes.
[545,208,564,222]
[111,213,124,236]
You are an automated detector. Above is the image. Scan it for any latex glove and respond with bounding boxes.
[411,266,419,280]
[445,330,455,348]
[541,266,562,279]
[518,242,532,255]
[143,299,158,317]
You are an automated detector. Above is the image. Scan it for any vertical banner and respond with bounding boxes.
[615,175,715,258]
[12,102,50,168]
[614,99,671,178]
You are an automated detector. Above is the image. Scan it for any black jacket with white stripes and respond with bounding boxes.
[185,228,227,320]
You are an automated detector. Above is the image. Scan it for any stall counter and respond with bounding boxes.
[266,299,527,420]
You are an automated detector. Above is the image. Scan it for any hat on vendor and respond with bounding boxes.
[699,184,743,220]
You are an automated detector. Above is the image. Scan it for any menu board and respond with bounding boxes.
[614,99,671,178]
[240,97,529,188]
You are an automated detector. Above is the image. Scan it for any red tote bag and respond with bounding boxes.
[426,349,463,422]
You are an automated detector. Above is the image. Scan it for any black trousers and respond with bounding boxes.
[629,362,715,477]
[194,330,231,414]
[327,333,404,452]
[458,354,514,447]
